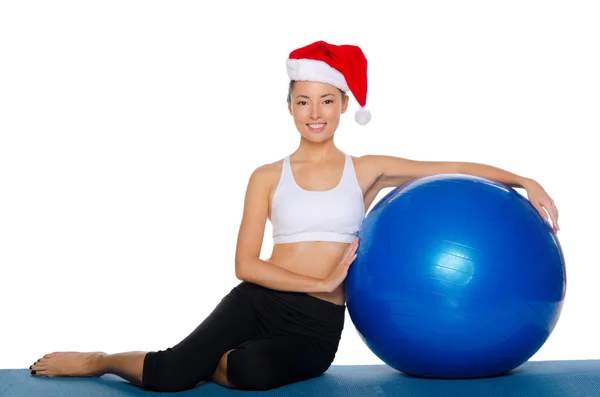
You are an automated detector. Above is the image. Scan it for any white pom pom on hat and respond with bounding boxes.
[286,40,371,126]
[355,107,372,125]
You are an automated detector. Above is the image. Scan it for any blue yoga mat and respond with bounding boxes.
[1,360,599,396]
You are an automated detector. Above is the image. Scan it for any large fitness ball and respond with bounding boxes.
[346,174,566,379]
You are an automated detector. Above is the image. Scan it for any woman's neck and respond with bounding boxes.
[294,138,342,162]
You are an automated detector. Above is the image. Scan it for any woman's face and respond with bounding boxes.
[288,81,349,142]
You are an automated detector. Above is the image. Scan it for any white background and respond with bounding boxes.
[1,1,598,370]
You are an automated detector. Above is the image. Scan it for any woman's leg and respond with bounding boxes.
[30,282,258,392]
[142,283,260,391]
[211,348,235,388]
[225,334,339,391]
[217,284,346,391]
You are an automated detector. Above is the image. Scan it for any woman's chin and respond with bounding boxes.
[302,133,333,142]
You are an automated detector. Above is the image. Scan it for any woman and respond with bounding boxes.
[29,41,560,392]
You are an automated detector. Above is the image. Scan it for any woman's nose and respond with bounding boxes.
[310,104,321,119]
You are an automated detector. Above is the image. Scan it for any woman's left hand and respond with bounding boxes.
[523,179,560,234]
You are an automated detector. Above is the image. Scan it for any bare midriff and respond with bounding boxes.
[266,241,349,306]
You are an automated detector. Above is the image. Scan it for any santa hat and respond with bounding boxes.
[286,41,371,125]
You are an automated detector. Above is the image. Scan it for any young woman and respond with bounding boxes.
[29,41,560,392]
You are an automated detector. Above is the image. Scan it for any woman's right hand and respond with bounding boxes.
[322,238,359,293]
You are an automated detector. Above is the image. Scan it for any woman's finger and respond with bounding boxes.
[551,213,558,229]
[346,241,356,257]
[347,253,355,265]
[545,202,558,229]
[552,202,560,228]
[339,239,358,268]
[535,203,548,221]
[345,239,358,257]
[340,250,352,267]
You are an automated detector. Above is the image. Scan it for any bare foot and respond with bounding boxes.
[30,352,107,377]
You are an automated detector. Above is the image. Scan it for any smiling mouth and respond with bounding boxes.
[307,123,326,132]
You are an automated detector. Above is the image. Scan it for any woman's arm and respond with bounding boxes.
[456,161,533,188]
[364,154,532,188]
[236,257,326,293]
[233,164,327,293]
[365,155,559,233]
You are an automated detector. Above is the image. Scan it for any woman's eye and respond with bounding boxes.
[296,100,333,105]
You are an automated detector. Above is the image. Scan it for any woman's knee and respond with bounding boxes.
[142,349,210,392]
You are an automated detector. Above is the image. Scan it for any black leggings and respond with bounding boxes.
[141,281,346,392]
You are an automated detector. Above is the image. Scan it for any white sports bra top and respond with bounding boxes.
[271,153,366,244]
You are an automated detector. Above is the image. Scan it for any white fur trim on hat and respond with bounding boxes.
[286,58,349,91]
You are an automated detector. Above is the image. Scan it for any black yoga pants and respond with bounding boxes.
[141,281,346,392]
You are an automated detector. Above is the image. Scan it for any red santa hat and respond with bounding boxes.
[286,41,371,125]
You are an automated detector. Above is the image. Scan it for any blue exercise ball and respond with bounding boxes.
[346,174,566,379]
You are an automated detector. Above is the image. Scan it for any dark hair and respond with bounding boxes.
[286,80,347,105]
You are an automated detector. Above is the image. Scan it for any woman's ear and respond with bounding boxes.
[341,95,350,114]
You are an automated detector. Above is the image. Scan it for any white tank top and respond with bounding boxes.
[271,153,366,244]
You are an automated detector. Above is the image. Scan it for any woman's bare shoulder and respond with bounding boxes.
[247,158,284,188]
[349,154,382,171]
